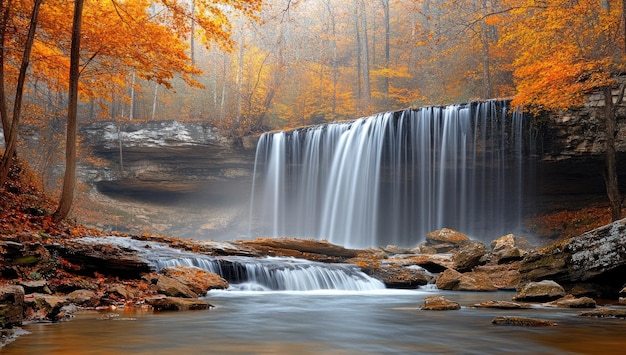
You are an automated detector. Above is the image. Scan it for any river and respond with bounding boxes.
[4,289,626,354]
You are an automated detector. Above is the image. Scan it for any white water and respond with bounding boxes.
[77,237,385,292]
[250,101,534,248]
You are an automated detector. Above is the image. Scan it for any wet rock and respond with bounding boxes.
[435,269,497,292]
[107,284,135,300]
[492,246,524,264]
[580,308,626,318]
[542,294,596,308]
[369,264,432,289]
[491,234,532,252]
[160,266,228,294]
[145,295,213,311]
[419,228,471,254]
[67,289,99,307]
[472,263,521,290]
[384,254,454,273]
[514,280,566,302]
[420,295,461,310]
[24,293,68,322]
[381,245,412,255]
[453,241,487,272]
[48,241,151,279]
[469,300,531,309]
[519,219,626,294]
[491,316,556,327]
[156,275,198,298]
[0,286,24,328]
[17,280,51,294]
[235,238,361,262]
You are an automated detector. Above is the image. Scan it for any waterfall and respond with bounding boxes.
[249,100,535,249]
[77,237,385,292]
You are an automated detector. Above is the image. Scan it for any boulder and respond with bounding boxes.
[542,294,596,308]
[472,263,521,290]
[67,289,99,307]
[420,295,461,310]
[490,234,532,252]
[160,266,228,295]
[513,280,565,302]
[23,293,68,322]
[453,241,487,272]
[369,264,432,289]
[435,269,497,292]
[145,296,213,311]
[491,316,556,327]
[519,219,626,295]
[423,228,470,254]
[0,285,24,328]
[426,228,470,245]
[156,275,198,298]
[492,246,524,264]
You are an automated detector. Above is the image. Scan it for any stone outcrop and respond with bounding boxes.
[519,219,626,295]
[513,280,565,302]
[160,266,228,294]
[0,286,24,328]
[580,308,626,318]
[48,241,151,279]
[435,269,497,292]
[420,295,461,311]
[235,238,362,262]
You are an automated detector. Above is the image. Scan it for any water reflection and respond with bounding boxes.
[4,290,626,354]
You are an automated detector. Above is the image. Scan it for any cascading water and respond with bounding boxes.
[249,100,535,249]
[77,237,385,292]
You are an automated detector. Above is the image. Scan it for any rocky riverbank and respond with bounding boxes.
[3,161,626,348]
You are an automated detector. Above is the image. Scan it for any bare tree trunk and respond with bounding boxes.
[151,82,158,120]
[354,2,362,114]
[0,0,12,144]
[129,70,136,120]
[603,85,624,221]
[53,0,84,222]
[360,0,371,111]
[381,0,390,106]
[0,0,42,186]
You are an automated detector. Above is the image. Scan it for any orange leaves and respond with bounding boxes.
[501,0,625,111]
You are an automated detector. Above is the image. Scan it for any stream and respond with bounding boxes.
[5,289,626,354]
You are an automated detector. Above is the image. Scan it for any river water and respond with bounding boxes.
[5,289,626,354]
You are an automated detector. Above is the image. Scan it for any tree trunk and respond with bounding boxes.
[381,0,390,106]
[603,86,622,221]
[360,0,371,111]
[0,0,12,144]
[53,0,84,222]
[0,0,42,186]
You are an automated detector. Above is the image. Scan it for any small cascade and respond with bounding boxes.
[249,100,535,248]
[77,237,385,292]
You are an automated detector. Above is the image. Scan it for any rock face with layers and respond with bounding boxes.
[519,218,626,294]
[0,286,24,328]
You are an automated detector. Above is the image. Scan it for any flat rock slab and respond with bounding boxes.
[469,300,531,309]
[491,316,556,327]
[579,308,626,318]
[420,295,461,311]
[145,296,213,311]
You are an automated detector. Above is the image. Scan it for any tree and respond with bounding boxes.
[53,0,84,222]
[0,0,43,186]
[501,0,626,220]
